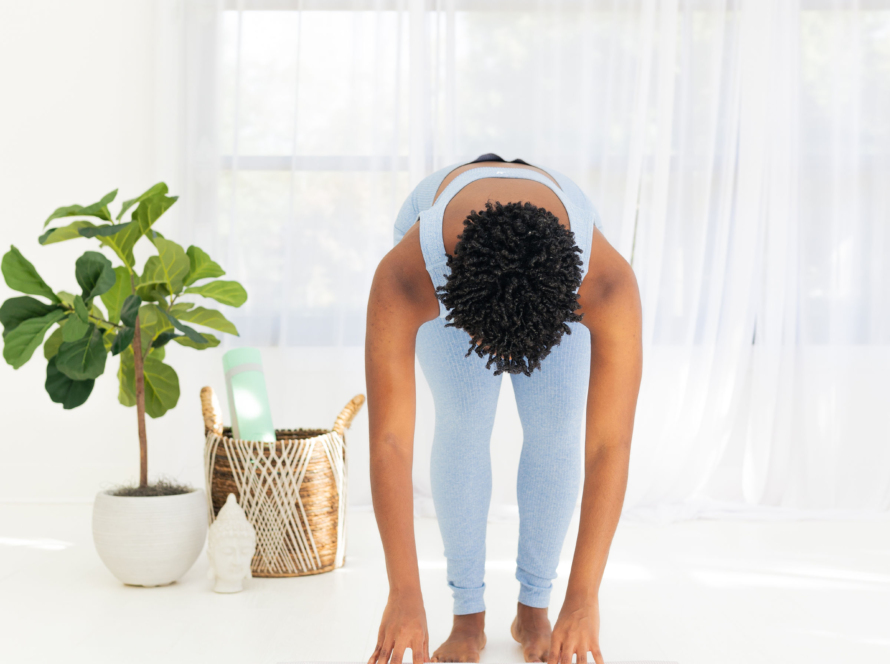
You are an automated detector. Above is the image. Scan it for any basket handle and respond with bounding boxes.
[332,394,365,436]
[200,386,224,436]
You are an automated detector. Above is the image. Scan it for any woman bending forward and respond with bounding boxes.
[365,154,643,664]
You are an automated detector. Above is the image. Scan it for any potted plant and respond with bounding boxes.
[0,183,247,586]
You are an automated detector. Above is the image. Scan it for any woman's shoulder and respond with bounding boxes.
[375,223,441,323]
[577,227,640,330]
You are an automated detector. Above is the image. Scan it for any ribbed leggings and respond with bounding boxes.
[415,317,590,615]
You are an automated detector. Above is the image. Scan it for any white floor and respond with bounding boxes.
[1,504,889,664]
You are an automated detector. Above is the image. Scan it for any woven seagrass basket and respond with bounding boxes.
[201,386,365,577]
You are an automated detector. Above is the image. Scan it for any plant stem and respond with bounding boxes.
[60,303,122,329]
[89,314,121,329]
[130,274,148,488]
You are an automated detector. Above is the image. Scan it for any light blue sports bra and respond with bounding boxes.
[417,166,595,318]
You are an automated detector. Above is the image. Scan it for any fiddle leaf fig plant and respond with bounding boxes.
[1,184,247,488]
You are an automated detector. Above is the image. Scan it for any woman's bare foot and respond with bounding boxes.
[510,602,552,662]
[431,611,487,663]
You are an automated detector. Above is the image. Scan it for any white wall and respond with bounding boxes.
[0,1,378,506]
[0,0,189,501]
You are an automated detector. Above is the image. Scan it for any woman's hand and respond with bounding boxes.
[546,595,605,664]
[368,591,431,664]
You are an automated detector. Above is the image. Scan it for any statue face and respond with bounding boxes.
[210,538,254,580]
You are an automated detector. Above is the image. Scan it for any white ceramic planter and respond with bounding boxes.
[92,488,208,587]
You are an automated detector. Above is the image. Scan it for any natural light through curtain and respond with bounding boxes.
[169,0,890,517]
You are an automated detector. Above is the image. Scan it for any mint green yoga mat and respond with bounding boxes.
[223,347,275,442]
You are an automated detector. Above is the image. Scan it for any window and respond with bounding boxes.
[216,1,890,346]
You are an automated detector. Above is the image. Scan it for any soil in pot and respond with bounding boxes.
[109,478,194,497]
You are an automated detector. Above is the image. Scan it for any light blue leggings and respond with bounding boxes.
[395,158,598,615]
[416,320,590,614]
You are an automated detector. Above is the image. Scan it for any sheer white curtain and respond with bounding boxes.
[166,0,890,522]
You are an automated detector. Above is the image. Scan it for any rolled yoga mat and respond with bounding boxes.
[223,347,276,442]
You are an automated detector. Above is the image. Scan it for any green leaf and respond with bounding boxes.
[102,328,115,353]
[95,190,177,268]
[183,280,247,307]
[2,309,66,369]
[151,330,178,348]
[136,303,173,344]
[135,257,172,302]
[78,222,133,238]
[73,295,89,323]
[116,183,168,221]
[120,295,142,328]
[117,348,136,407]
[163,310,207,344]
[111,326,134,356]
[56,291,76,307]
[173,332,220,350]
[43,189,117,228]
[44,326,64,359]
[121,192,179,265]
[136,238,188,301]
[175,306,238,336]
[75,251,115,300]
[142,355,180,418]
[46,357,95,409]
[0,296,59,336]
[61,313,89,342]
[134,280,170,303]
[39,220,96,245]
[184,245,225,285]
[143,237,189,297]
[55,324,107,380]
[100,267,131,325]
[116,348,180,418]
[2,246,60,303]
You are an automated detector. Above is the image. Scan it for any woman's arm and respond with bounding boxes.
[366,227,439,664]
[548,235,643,664]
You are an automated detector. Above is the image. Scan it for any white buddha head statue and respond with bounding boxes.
[207,493,256,593]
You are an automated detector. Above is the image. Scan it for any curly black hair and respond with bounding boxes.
[436,200,584,376]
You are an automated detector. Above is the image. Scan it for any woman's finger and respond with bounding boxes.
[561,642,577,664]
[591,645,605,664]
[367,644,382,664]
[390,643,406,664]
[378,642,394,664]
[575,644,587,663]
[546,643,558,664]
